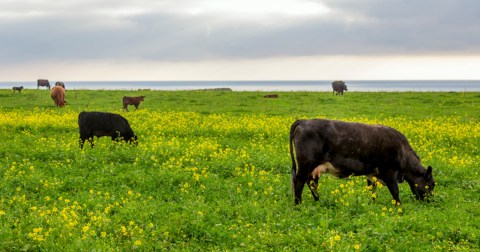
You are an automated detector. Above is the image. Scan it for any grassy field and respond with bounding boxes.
[0,89,479,251]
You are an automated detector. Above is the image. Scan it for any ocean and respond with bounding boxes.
[1,80,479,92]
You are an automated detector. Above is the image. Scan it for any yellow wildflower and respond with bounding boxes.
[334,234,341,241]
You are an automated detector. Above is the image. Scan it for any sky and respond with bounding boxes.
[1,0,480,81]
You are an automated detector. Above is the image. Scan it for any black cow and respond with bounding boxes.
[331,81,347,95]
[37,79,50,89]
[55,81,65,89]
[78,111,138,148]
[290,119,435,205]
[13,86,24,93]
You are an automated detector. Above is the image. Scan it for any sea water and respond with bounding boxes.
[1,80,479,91]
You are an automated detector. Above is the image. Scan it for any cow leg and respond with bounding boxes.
[292,167,309,205]
[87,137,94,148]
[306,165,325,201]
[293,175,307,205]
[81,134,95,148]
[377,169,402,205]
[134,104,139,111]
[112,132,124,144]
[387,184,401,205]
[79,138,85,149]
[80,136,94,148]
[307,177,319,201]
[383,178,401,205]
[80,133,91,149]
[367,179,378,201]
[293,162,323,204]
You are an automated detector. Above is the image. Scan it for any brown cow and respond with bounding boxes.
[50,86,66,107]
[123,96,145,111]
[37,79,50,89]
[263,94,279,98]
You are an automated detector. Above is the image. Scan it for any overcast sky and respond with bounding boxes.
[1,0,480,81]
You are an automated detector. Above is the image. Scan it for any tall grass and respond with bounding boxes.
[0,90,479,250]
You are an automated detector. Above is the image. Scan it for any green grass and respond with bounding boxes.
[2,89,478,118]
[0,89,479,251]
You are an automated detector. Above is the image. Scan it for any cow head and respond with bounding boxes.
[344,85,348,91]
[409,166,435,200]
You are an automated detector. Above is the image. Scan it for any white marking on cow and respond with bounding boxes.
[291,139,300,175]
[311,162,342,179]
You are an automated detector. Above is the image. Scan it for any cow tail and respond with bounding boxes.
[290,120,301,176]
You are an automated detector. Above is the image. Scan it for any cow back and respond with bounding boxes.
[38,79,49,85]
[50,86,65,107]
[294,119,415,171]
[123,96,144,105]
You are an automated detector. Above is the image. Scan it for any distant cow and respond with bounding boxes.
[55,81,65,89]
[50,86,66,107]
[123,96,145,111]
[331,81,347,95]
[12,86,24,93]
[290,119,435,205]
[37,79,50,89]
[78,111,138,149]
[263,94,279,98]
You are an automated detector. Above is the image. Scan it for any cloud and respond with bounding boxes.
[320,0,480,52]
[1,0,480,66]
[184,0,330,17]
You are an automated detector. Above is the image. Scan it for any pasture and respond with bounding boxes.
[0,89,479,251]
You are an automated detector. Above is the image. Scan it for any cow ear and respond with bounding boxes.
[424,166,433,179]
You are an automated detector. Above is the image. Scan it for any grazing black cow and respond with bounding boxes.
[37,79,50,89]
[12,86,24,93]
[123,96,145,111]
[290,119,435,205]
[331,81,347,95]
[78,111,138,148]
